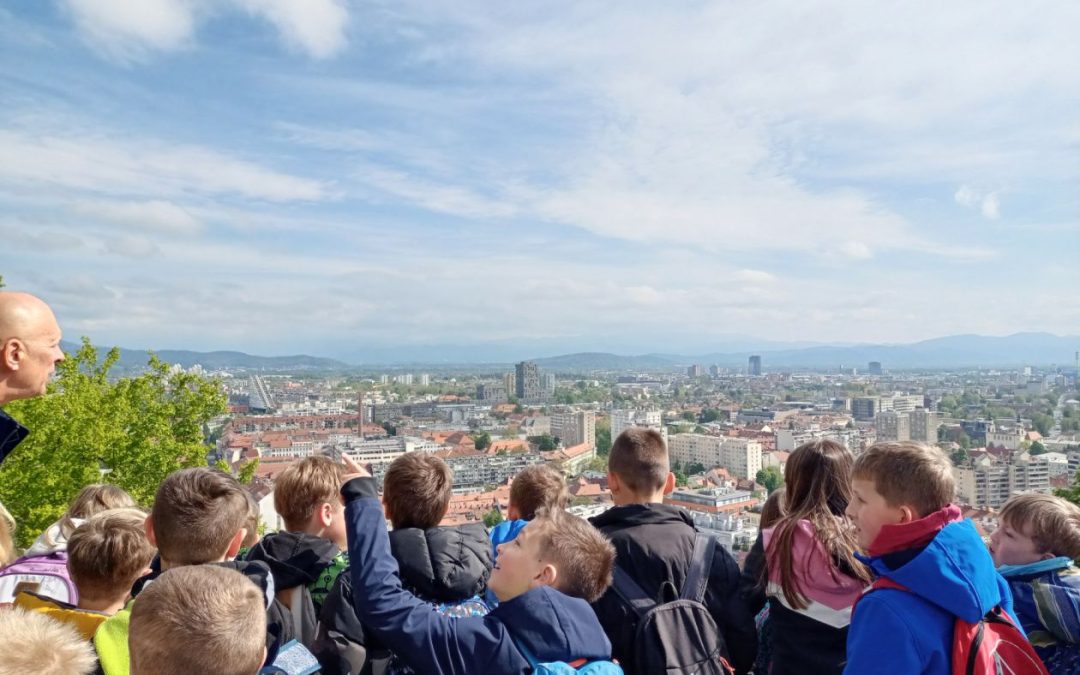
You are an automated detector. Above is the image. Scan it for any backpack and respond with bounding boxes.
[510,635,623,675]
[0,552,77,605]
[609,532,733,675]
[869,578,1050,675]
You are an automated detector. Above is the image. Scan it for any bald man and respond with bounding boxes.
[0,292,65,462]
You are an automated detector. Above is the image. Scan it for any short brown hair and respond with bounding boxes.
[382,452,453,530]
[150,468,249,566]
[608,427,669,494]
[530,509,615,603]
[0,607,98,675]
[999,493,1080,560]
[510,465,568,520]
[274,456,349,531]
[129,565,266,675]
[853,442,954,517]
[67,508,155,602]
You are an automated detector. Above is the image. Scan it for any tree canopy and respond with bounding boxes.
[756,466,784,494]
[0,339,226,547]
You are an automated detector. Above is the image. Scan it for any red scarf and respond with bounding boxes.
[867,504,963,557]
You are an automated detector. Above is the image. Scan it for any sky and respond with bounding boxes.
[1,1,1078,362]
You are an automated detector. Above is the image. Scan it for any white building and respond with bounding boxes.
[551,411,596,449]
[611,409,664,441]
[668,433,762,480]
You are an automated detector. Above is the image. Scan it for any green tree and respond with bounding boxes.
[755,466,784,494]
[482,508,504,528]
[1055,470,1080,507]
[950,448,969,466]
[0,339,226,547]
[595,419,612,457]
[474,432,492,451]
[1029,440,1048,456]
[700,408,721,423]
[1031,414,1055,437]
[687,462,707,475]
[681,411,696,422]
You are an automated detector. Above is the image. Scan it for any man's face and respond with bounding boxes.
[488,521,549,602]
[6,312,64,398]
[989,518,1048,567]
[847,478,907,551]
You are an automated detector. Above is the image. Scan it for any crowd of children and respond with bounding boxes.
[0,433,1078,674]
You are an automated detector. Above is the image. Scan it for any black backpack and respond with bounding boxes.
[610,532,733,675]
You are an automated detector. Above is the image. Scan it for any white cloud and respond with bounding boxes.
[0,128,329,201]
[981,192,1001,220]
[955,185,979,207]
[60,0,348,62]
[73,199,202,235]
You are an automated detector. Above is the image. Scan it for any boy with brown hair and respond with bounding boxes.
[337,455,619,673]
[844,441,1023,674]
[0,607,98,675]
[990,493,1080,673]
[15,508,155,639]
[489,464,569,562]
[591,427,756,674]
[314,452,492,673]
[244,455,350,639]
[93,467,301,675]
[129,565,267,675]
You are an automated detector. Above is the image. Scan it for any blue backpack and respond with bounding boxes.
[512,636,623,674]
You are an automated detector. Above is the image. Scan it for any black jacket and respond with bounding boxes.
[0,408,29,464]
[313,521,493,674]
[590,503,758,675]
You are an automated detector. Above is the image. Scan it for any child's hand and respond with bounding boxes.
[342,452,371,480]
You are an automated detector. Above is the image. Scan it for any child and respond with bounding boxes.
[128,565,267,675]
[752,489,786,675]
[15,508,154,639]
[593,428,756,674]
[244,455,350,641]
[93,467,300,675]
[844,441,1018,674]
[314,452,492,674]
[990,493,1080,673]
[26,484,136,556]
[742,440,871,675]
[0,606,98,675]
[490,463,569,560]
[338,455,618,674]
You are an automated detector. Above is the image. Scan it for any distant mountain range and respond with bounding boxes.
[64,332,1079,373]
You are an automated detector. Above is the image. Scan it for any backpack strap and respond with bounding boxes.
[289,586,304,635]
[610,565,657,619]
[680,532,716,603]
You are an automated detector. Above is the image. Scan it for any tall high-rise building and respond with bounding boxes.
[709,365,720,377]
[851,397,879,421]
[541,373,556,397]
[551,411,596,449]
[515,361,544,402]
[868,361,883,376]
[875,410,911,442]
[419,373,430,386]
[503,372,516,397]
[909,408,940,444]
[687,364,704,378]
[748,355,762,376]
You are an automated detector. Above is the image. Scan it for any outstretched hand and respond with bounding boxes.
[341,452,371,480]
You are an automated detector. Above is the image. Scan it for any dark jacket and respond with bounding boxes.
[0,408,29,464]
[341,476,613,675]
[590,503,757,675]
[314,521,493,674]
[844,519,1016,675]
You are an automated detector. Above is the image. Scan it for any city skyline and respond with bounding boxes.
[2,2,1078,359]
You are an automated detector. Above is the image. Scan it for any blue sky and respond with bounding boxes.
[1,1,1077,362]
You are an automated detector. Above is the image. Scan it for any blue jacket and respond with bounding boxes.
[490,519,529,561]
[844,519,1016,675]
[342,477,613,675]
[999,557,1080,674]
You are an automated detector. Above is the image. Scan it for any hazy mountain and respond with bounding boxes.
[60,342,348,372]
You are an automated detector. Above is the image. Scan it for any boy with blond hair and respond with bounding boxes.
[0,607,98,675]
[990,493,1080,673]
[244,455,350,640]
[489,463,568,561]
[15,508,155,639]
[845,442,1023,674]
[129,565,267,675]
[93,467,301,675]
[338,455,618,673]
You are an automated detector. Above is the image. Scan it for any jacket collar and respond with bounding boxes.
[867,504,963,557]
[590,502,694,529]
[0,408,29,464]
[997,556,1074,578]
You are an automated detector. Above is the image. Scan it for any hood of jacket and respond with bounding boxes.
[590,502,695,532]
[243,531,340,590]
[862,518,1007,623]
[0,408,29,465]
[25,518,85,556]
[492,585,613,664]
[388,522,491,603]
[132,559,277,610]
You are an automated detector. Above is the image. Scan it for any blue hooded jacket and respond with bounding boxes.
[845,519,1016,675]
[342,477,613,675]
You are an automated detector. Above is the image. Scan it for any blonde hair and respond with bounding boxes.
[529,509,615,603]
[0,501,15,567]
[274,456,348,531]
[999,494,1080,560]
[0,607,98,675]
[129,565,266,675]
[853,442,955,517]
[67,508,155,603]
[51,484,136,546]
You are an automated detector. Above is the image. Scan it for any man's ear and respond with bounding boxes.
[663,472,676,496]
[226,528,245,559]
[535,562,558,589]
[144,515,157,547]
[1,338,24,371]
